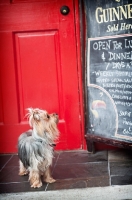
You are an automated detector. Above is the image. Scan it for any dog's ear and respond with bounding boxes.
[27,108,34,115]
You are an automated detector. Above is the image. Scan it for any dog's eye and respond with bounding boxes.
[47,115,50,119]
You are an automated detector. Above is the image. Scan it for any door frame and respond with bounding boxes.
[74,0,86,150]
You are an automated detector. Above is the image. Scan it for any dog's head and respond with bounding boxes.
[26,108,59,141]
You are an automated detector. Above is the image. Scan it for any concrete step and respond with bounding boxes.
[0,185,132,200]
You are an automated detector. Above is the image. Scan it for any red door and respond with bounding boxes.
[0,0,84,153]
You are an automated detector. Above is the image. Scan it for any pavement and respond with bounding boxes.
[0,185,132,200]
[1,149,132,199]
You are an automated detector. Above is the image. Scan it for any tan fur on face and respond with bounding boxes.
[27,108,59,142]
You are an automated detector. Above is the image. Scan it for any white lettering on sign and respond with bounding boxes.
[119,111,131,117]
[95,4,132,24]
[89,35,132,139]
[108,51,132,61]
[93,40,111,50]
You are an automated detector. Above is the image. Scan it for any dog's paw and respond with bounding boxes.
[19,171,28,176]
[31,181,42,188]
[44,177,56,183]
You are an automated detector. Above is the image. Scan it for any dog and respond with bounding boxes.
[18,108,59,188]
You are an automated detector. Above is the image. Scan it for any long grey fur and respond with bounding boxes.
[18,130,53,171]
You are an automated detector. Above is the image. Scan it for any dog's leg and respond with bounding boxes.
[29,170,42,188]
[19,160,28,176]
[43,167,56,183]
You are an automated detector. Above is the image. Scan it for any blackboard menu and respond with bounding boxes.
[84,0,132,143]
[84,0,132,38]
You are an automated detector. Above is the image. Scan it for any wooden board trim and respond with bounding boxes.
[85,134,132,151]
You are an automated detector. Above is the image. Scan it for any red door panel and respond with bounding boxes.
[0,0,82,153]
[14,31,61,118]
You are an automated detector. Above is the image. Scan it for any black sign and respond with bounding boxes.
[84,0,132,38]
[85,0,132,143]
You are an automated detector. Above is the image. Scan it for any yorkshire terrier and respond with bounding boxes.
[18,108,59,188]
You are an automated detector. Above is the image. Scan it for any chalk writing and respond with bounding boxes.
[119,111,131,117]
[88,35,132,140]
[93,40,111,50]
[108,51,132,60]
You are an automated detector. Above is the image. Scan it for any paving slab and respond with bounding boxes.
[0,185,132,200]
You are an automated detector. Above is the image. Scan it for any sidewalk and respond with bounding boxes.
[0,149,132,199]
[0,185,132,200]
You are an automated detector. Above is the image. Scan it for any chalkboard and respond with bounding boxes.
[84,0,132,38]
[84,0,132,144]
[87,34,132,142]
